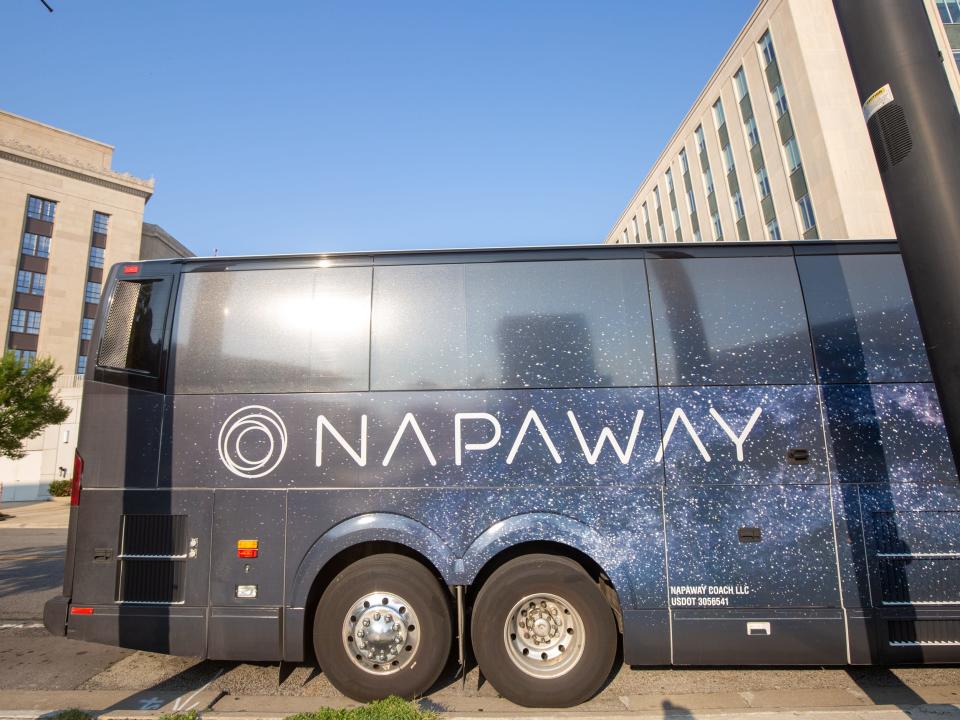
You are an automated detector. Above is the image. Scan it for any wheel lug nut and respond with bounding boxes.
[363,619,370,626]
[374,613,381,621]
[384,614,392,622]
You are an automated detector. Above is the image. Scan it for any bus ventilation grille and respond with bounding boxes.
[116,514,187,604]
[888,619,960,647]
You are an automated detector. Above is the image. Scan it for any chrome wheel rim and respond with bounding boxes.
[503,593,586,679]
[342,592,420,675]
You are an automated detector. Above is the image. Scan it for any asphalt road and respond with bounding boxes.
[2,519,960,715]
[0,528,67,620]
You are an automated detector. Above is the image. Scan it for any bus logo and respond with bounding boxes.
[218,406,289,478]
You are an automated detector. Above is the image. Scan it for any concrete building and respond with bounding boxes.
[0,109,192,502]
[604,0,960,246]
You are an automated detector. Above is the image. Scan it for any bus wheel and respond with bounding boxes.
[471,554,617,707]
[313,553,452,702]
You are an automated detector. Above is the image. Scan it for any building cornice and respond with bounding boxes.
[0,137,154,201]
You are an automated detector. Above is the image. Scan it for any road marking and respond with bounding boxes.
[171,668,224,712]
[0,623,43,629]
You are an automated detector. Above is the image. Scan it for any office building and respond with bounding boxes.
[604,0,960,245]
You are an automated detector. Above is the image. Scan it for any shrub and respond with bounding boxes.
[158,711,199,720]
[47,711,94,720]
[48,479,71,497]
[286,696,438,720]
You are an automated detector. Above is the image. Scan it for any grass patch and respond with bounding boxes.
[46,711,93,720]
[286,696,437,720]
[158,711,199,720]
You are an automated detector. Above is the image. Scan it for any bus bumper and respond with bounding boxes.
[43,595,69,636]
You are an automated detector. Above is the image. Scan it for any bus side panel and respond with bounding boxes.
[824,382,960,663]
[661,385,845,665]
[67,488,213,656]
[284,485,670,663]
[207,489,286,661]
[78,381,164,488]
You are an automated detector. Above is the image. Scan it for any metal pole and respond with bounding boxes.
[833,0,960,469]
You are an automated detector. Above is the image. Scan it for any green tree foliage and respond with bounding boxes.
[0,352,71,461]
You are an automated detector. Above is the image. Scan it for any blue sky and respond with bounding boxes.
[4,1,756,256]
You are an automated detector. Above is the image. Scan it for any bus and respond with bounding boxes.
[44,240,960,708]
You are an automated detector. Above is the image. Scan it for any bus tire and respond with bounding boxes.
[313,553,452,702]
[470,554,617,707]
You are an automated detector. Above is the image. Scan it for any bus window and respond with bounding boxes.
[648,257,814,386]
[172,267,371,394]
[97,278,171,376]
[371,259,655,390]
[797,254,932,383]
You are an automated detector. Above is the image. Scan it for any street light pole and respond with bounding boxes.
[833,0,960,469]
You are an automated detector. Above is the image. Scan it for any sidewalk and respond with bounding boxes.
[1,687,960,720]
[0,498,69,529]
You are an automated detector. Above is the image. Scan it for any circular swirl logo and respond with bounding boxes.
[218,406,288,479]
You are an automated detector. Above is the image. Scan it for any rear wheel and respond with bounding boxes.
[470,554,618,707]
[313,554,452,701]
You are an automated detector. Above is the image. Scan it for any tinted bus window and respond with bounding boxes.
[648,257,814,386]
[172,267,371,394]
[97,279,171,376]
[371,259,656,390]
[797,254,931,383]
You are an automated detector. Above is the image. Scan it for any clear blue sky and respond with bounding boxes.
[4,1,756,256]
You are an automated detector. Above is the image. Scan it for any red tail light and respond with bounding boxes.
[71,452,83,506]
[122,264,141,274]
[70,607,94,615]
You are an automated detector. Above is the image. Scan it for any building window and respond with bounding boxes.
[723,144,736,174]
[16,270,44,296]
[732,191,745,221]
[785,136,802,173]
[679,148,689,175]
[77,355,88,375]
[27,196,56,222]
[711,211,723,241]
[767,217,782,240]
[89,246,105,269]
[672,206,681,233]
[955,50,960,70]
[772,83,789,118]
[695,125,706,153]
[10,309,26,334]
[734,67,749,101]
[713,99,726,128]
[81,317,95,341]
[703,167,715,196]
[687,188,696,214]
[746,116,760,147]
[665,168,675,194]
[659,223,666,241]
[85,281,102,304]
[756,166,771,198]
[93,212,110,234]
[631,216,640,242]
[13,350,37,367]
[653,186,661,209]
[759,31,776,67]
[693,228,702,242]
[798,194,817,232]
[26,311,41,335]
[937,0,960,23]
[21,233,51,258]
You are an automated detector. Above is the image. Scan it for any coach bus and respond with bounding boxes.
[44,240,960,707]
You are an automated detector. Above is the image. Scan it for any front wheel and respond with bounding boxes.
[470,554,618,707]
[313,554,452,701]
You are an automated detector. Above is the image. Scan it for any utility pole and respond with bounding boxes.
[833,0,960,469]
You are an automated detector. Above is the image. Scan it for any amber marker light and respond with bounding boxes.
[237,539,259,558]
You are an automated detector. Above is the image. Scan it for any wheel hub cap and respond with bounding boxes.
[342,592,419,675]
[504,593,586,679]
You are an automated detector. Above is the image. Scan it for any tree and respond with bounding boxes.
[0,352,71,461]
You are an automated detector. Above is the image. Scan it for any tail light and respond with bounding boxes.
[71,451,83,506]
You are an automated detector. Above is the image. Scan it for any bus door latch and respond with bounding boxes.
[747,621,771,636]
[93,548,113,564]
[786,448,810,464]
